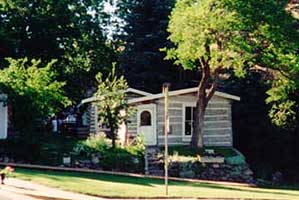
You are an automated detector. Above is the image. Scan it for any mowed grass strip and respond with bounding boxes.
[14,168,299,199]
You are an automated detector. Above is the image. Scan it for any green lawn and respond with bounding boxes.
[13,168,299,199]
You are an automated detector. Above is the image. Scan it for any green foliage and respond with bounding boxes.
[0,58,70,133]
[73,134,145,173]
[0,0,116,102]
[115,0,186,92]
[167,0,299,129]
[81,133,111,153]
[266,78,298,128]
[227,72,299,182]
[100,147,143,172]
[126,133,145,155]
[96,64,129,147]
[166,0,248,76]
[0,137,41,162]
[225,151,246,165]
[73,133,111,157]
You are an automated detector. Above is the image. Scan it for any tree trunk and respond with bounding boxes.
[190,54,218,148]
[111,126,116,148]
[190,62,208,148]
[191,98,206,147]
[107,113,116,148]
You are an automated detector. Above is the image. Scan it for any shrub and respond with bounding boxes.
[72,134,145,173]
[225,149,246,165]
[73,133,111,157]
[101,147,143,172]
[0,138,41,162]
[81,133,111,152]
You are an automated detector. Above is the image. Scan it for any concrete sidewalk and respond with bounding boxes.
[0,178,106,200]
[0,177,235,200]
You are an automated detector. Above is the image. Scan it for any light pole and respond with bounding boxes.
[163,83,170,196]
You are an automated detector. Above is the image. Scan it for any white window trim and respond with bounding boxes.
[182,102,196,141]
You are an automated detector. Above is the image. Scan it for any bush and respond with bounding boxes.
[73,133,111,157]
[225,149,246,165]
[0,138,41,162]
[101,147,143,172]
[72,134,144,173]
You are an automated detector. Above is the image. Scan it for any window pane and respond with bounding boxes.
[185,122,191,135]
[140,111,151,126]
[185,107,191,120]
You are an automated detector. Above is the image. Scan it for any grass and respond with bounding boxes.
[166,145,237,157]
[13,168,299,199]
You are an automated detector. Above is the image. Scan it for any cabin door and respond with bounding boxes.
[137,104,156,146]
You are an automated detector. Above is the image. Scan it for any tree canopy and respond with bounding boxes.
[166,0,299,146]
[0,58,70,133]
[0,0,116,102]
[115,0,191,92]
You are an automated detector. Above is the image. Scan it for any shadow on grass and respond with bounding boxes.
[174,181,299,197]
[15,168,299,198]
[16,168,161,186]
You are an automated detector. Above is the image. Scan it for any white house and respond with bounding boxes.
[80,87,240,147]
[0,94,8,139]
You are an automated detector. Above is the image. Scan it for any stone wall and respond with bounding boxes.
[144,146,254,184]
[168,160,254,184]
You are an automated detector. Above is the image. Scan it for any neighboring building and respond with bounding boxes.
[0,94,8,139]
[80,87,240,147]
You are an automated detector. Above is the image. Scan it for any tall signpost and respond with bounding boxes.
[163,83,170,196]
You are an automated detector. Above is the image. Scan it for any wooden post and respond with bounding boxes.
[163,83,170,196]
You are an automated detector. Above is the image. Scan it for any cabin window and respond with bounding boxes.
[184,106,196,136]
[140,111,151,126]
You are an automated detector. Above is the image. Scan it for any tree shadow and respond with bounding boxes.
[16,168,299,198]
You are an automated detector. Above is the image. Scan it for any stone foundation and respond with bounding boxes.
[167,156,255,184]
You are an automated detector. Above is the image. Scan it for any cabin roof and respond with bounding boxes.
[127,87,240,104]
[79,87,240,106]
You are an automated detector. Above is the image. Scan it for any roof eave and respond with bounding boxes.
[128,87,240,104]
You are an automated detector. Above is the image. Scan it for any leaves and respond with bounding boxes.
[0,58,70,131]
[95,64,129,147]
[0,0,116,102]
[167,0,247,75]
[115,0,180,92]
[167,0,299,128]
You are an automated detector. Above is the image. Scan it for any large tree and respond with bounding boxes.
[0,0,116,102]
[166,0,299,147]
[115,0,194,93]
